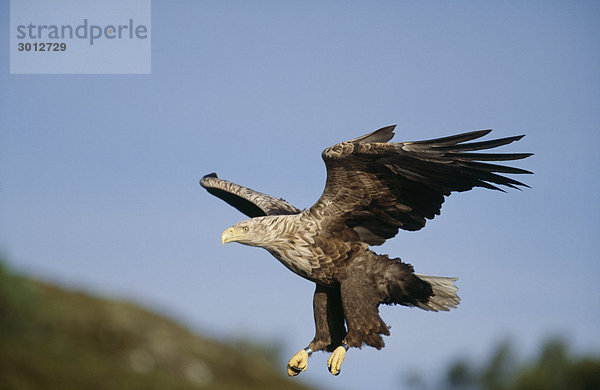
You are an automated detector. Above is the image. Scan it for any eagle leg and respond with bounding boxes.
[322,270,389,375]
[309,284,346,352]
[339,272,390,350]
[288,284,346,376]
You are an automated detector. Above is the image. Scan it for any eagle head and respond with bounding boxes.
[221,217,275,247]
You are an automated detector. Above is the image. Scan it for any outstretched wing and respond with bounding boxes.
[200,173,301,218]
[309,125,532,245]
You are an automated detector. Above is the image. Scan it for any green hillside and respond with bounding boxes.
[0,261,315,390]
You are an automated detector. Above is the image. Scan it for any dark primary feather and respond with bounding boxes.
[310,126,532,245]
[200,173,301,218]
[407,129,493,145]
[430,134,525,152]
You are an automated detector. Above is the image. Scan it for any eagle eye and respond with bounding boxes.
[242,226,249,232]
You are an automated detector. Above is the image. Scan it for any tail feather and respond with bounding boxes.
[414,274,460,312]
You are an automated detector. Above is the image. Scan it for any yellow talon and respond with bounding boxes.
[327,345,347,376]
[287,349,309,376]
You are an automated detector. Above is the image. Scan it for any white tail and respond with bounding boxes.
[415,274,460,312]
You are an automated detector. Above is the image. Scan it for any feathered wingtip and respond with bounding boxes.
[401,130,533,192]
[408,129,493,146]
[199,172,218,187]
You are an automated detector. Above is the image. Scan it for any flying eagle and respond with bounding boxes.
[200,125,531,376]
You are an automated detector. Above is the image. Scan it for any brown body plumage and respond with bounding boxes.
[200,125,531,375]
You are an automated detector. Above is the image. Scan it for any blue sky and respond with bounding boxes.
[1,1,599,389]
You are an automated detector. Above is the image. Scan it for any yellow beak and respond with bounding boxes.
[221,227,236,245]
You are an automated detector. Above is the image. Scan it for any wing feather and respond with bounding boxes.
[200,173,301,217]
[310,127,532,245]
[431,134,525,152]
[406,129,492,146]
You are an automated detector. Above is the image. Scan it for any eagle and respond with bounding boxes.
[200,125,531,376]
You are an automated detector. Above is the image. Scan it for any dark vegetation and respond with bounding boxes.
[0,259,315,390]
[406,338,600,390]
